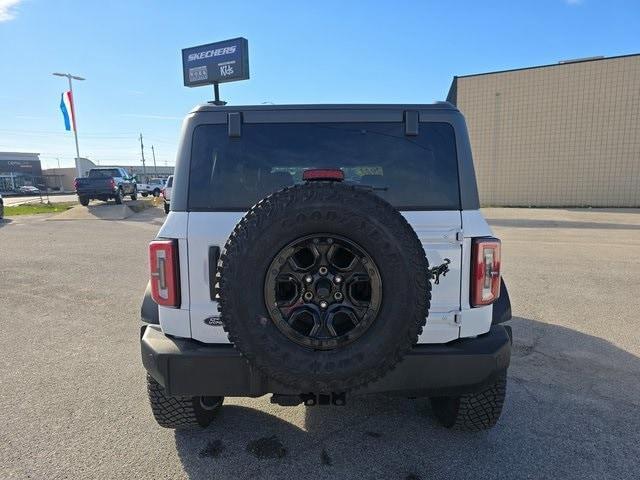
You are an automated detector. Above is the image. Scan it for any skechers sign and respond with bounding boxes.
[182,37,249,87]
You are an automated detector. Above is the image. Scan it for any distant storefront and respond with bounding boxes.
[0,152,42,192]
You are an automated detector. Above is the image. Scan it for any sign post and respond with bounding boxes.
[182,38,249,104]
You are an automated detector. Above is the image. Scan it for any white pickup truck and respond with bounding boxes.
[161,175,173,214]
[137,178,165,197]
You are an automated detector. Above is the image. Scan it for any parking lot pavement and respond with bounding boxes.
[1,208,639,480]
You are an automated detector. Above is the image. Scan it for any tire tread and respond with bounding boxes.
[432,372,507,431]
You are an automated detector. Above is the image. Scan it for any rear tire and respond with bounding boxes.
[153,188,160,197]
[142,192,148,197]
[430,372,507,431]
[114,189,123,205]
[131,188,138,201]
[164,202,170,214]
[79,196,89,206]
[218,182,430,393]
[146,374,223,429]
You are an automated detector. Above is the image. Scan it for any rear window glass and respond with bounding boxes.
[188,122,460,211]
[89,169,121,178]
[166,176,173,187]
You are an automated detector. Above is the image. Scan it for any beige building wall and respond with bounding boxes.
[450,55,640,207]
[43,167,76,191]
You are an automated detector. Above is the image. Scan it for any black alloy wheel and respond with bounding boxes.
[265,234,382,351]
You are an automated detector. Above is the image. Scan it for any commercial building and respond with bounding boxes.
[0,152,42,192]
[43,167,77,192]
[447,54,640,207]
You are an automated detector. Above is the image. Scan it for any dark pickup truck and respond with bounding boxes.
[74,167,137,206]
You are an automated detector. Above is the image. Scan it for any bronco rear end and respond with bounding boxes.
[140,103,512,431]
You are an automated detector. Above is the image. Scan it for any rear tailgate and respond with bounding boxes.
[186,210,463,344]
[179,111,472,345]
[75,177,113,195]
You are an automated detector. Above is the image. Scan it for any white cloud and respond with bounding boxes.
[0,0,24,22]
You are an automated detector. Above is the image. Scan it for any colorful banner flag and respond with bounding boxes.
[59,91,76,132]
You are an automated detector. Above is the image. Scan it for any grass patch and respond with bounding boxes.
[4,201,76,217]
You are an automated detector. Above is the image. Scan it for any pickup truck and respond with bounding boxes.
[138,178,165,197]
[161,175,173,214]
[74,167,137,206]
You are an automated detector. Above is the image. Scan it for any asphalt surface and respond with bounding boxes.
[1,207,639,479]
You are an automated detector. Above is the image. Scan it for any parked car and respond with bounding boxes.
[141,103,512,432]
[18,185,40,195]
[161,175,173,214]
[138,178,166,197]
[74,167,137,206]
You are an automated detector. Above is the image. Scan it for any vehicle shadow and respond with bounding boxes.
[174,317,640,480]
[0,217,12,228]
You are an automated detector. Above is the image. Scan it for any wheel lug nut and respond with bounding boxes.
[334,275,342,284]
[319,300,328,309]
[304,291,313,301]
[334,292,343,301]
[304,275,313,283]
[319,266,328,276]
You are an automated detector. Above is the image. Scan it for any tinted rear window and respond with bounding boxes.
[89,169,121,178]
[188,122,460,211]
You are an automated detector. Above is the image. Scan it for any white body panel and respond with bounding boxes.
[402,211,462,343]
[156,208,495,344]
[187,212,245,343]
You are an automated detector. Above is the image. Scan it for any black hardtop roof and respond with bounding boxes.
[191,102,457,114]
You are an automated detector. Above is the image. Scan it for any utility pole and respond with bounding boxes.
[52,72,85,178]
[151,145,158,176]
[139,133,147,179]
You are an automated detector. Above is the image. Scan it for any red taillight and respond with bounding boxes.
[303,168,344,182]
[470,237,501,307]
[161,188,165,197]
[149,240,180,307]
[109,178,115,188]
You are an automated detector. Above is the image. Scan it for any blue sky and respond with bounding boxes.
[0,0,638,168]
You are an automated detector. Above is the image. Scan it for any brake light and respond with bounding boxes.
[470,237,501,306]
[303,168,344,182]
[108,178,116,189]
[149,240,180,307]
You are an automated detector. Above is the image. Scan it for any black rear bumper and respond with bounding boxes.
[141,324,511,398]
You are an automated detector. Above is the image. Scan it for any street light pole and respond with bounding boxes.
[151,145,158,176]
[139,133,147,178]
[52,72,85,177]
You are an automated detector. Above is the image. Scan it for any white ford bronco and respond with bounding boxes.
[140,103,512,431]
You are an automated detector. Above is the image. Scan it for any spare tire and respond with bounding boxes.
[218,182,430,393]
